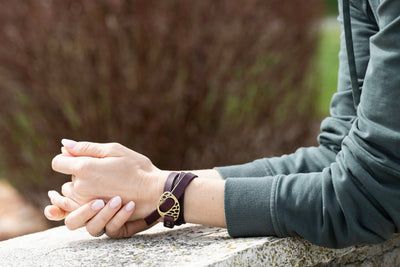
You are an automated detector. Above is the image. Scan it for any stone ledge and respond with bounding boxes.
[0,224,400,266]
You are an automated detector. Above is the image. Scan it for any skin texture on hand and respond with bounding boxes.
[46,139,226,238]
[51,140,166,219]
[45,190,147,238]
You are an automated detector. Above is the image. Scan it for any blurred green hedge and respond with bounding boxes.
[324,0,339,15]
[0,0,322,209]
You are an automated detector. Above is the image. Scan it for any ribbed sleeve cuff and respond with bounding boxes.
[224,177,276,237]
[214,159,272,179]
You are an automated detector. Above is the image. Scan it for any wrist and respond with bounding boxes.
[144,172,198,228]
[147,170,169,216]
[126,169,168,221]
[183,178,226,227]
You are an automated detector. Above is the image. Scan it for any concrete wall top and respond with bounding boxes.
[1,224,400,266]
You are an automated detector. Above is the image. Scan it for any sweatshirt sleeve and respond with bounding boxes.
[216,0,374,179]
[223,0,400,248]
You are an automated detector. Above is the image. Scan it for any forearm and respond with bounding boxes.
[191,169,223,180]
[183,178,226,228]
[165,169,223,180]
[157,169,226,227]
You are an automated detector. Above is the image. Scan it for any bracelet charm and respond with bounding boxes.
[157,191,180,222]
[144,172,197,228]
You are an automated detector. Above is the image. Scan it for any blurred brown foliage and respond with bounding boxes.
[0,0,321,209]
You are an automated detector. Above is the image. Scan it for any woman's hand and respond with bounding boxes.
[47,139,226,237]
[44,190,80,220]
[45,190,150,238]
[51,139,168,220]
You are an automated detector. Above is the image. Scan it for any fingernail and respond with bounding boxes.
[45,208,53,218]
[125,201,135,212]
[61,139,77,149]
[109,196,122,209]
[48,190,57,199]
[91,200,105,211]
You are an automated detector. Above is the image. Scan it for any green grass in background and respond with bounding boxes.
[316,25,341,116]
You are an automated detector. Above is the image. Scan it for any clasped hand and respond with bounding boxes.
[44,139,168,238]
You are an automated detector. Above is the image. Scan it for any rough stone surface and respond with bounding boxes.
[0,224,400,266]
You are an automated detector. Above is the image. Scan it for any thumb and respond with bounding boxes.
[61,139,126,158]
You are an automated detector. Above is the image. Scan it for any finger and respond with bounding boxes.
[48,190,80,212]
[61,181,101,205]
[64,199,105,230]
[52,154,94,176]
[61,182,75,199]
[105,201,136,238]
[122,219,151,238]
[44,205,68,221]
[61,139,127,158]
[85,196,123,237]
[61,147,73,157]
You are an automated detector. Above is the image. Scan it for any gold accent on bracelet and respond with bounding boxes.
[157,192,180,222]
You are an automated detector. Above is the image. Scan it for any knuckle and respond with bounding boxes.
[78,142,92,154]
[106,216,127,235]
[96,215,109,226]
[106,221,119,233]
[105,226,120,238]
[80,141,107,158]
[61,183,72,197]
[61,198,73,211]
[122,227,133,238]
[73,180,83,194]
[85,224,95,234]
[109,142,122,150]
[104,227,116,238]
[73,180,90,198]
[64,217,77,230]
[106,142,120,156]
[73,160,89,175]
[60,198,70,211]
[85,224,101,236]
[109,142,127,155]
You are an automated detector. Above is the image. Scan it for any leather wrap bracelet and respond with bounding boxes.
[144,172,198,228]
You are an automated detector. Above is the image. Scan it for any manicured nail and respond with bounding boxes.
[109,196,122,209]
[48,190,57,199]
[45,208,53,218]
[61,139,77,149]
[125,201,135,212]
[91,200,105,211]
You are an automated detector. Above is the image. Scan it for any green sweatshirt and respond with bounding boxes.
[216,0,400,248]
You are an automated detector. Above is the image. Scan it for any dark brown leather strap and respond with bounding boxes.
[174,174,186,226]
[163,172,197,228]
[163,172,186,227]
[144,172,198,228]
[144,172,179,226]
[169,172,197,203]
[162,172,181,227]
[164,172,179,192]
[159,172,186,227]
